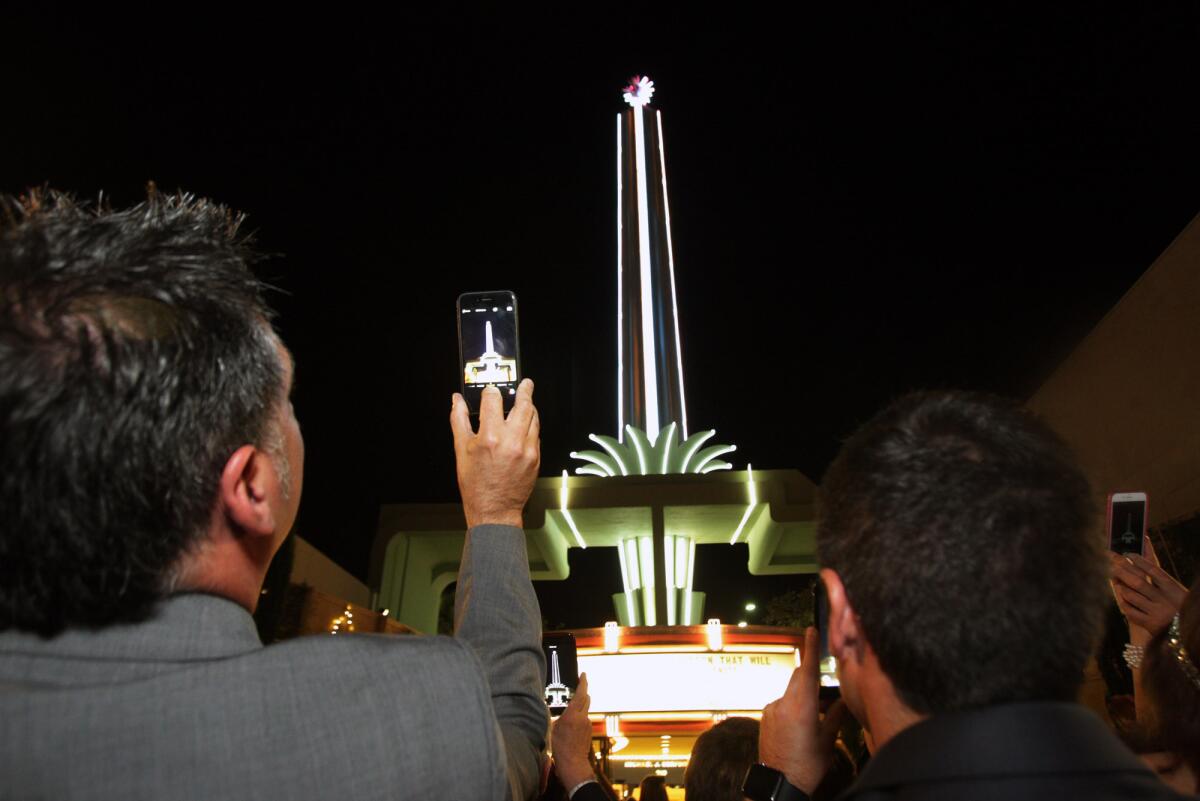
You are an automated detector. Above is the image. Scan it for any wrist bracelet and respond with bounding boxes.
[1124,643,1144,670]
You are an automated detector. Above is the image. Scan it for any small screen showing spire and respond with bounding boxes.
[542,632,579,717]
[1109,498,1146,554]
[457,291,520,413]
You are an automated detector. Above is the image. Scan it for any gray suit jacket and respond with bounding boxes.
[0,524,548,801]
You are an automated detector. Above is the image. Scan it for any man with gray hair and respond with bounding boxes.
[0,189,547,800]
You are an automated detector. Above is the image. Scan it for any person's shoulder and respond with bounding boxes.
[261,631,486,689]
[255,634,504,778]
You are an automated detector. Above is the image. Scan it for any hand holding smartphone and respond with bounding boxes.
[457,291,521,415]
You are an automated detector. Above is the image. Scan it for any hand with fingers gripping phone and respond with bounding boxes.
[751,627,847,800]
[1110,536,1187,640]
[450,380,541,529]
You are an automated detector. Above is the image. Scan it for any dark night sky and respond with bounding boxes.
[6,9,1198,625]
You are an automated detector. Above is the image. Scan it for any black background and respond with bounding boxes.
[6,7,1198,626]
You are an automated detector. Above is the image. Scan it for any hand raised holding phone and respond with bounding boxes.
[450,379,541,529]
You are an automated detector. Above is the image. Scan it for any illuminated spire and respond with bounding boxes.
[616,76,688,443]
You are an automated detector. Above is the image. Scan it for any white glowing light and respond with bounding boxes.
[571,450,616,477]
[624,540,641,590]
[745,603,757,612]
[604,621,621,653]
[679,430,715,473]
[674,536,688,590]
[694,445,737,474]
[706,618,723,652]
[625,425,649,475]
[659,421,676,474]
[616,113,624,443]
[639,536,656,626]
[701,462,733,474]
[381,609,389,617]
[590,434,629,476]
[728,465,758,545]
[656,110,688,439]
[683,539,696,625]
[737,621,748,628]
[559,470,588,549]
[617,540,638,625]
[622,76,655,108]
[633,104,660,441]
[664,535,676,626]
[575,466,609,478]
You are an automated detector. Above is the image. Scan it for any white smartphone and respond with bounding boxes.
[1107,491,1147,556]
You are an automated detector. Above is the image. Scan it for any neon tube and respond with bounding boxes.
[679,430,715,473]
[625,425,649,475]
[729,465,757,545]
[638,536,656,626]
[656,110,688,439]
[617,542,638,626]
[559,470,587,549]
[575,466,609,478]
[663,535,676,625]
[589,434,629,476]
[659,421,675,474]
[633,105,660,441]
[616,113,624,443]
[693,445,736,474]
[570,450,616,477]
[683,538,696,625]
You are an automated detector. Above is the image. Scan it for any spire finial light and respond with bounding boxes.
[622,76,655,108]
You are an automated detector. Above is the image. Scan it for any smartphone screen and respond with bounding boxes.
[813,579,840,698]
[457,291,520,414]
[1108,492,1147,555]
[542,632,579,718]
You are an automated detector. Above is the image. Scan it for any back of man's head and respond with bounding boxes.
[817,390,1106,715]
[0,188,282,635]
[684,716,758,801]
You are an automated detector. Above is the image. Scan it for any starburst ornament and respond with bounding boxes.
[622,76,655,108]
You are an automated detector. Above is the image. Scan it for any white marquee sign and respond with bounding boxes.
[579,650,796,714]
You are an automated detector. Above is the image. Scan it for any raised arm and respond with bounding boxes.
[451,380,548,800]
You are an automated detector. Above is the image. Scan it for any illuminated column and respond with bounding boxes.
[617,76,688,445]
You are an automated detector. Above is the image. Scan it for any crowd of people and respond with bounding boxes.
[0,189,1197,800]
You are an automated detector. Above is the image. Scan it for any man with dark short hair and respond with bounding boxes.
[0,190,548,800]
[755,392,1186,800]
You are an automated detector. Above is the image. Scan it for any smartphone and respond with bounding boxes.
[542,632,579,718]
[1107,492,1147,555]
[457,291,521,415]
[812,579,841,699]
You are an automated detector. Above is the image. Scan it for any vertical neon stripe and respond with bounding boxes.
[663,535,676,625]
[633,105,660,441]
[656,110,688,439]
[638,536,656,626]
[616,114,624,443]
[683,539,696,625]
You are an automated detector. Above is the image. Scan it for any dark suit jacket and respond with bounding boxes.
[0,525,547,801]
[842,701,1187,800]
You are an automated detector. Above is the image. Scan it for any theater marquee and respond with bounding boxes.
[580,648,798,714]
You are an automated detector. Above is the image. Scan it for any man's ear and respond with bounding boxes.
[819,567,861,665]
[218,444,277,538]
